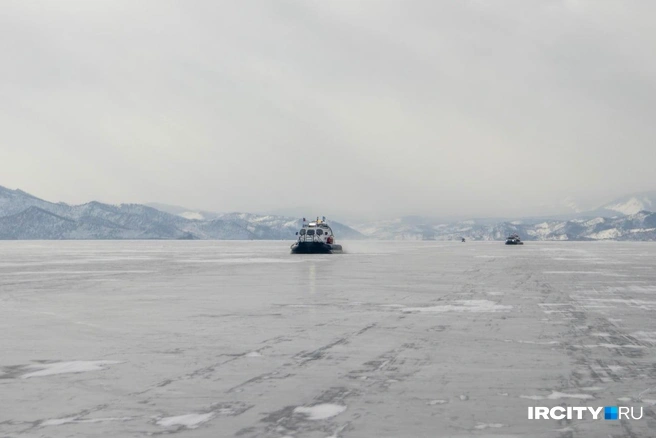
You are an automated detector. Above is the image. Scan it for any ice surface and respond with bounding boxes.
[520,391,595,400]
[179,257,304,264]
[544,271,628,276]
[632,331,656,344]
[293,404,347,420]
[2,241,656,437]
[570,344,646,349]
[402,300,512,313]
[7,270,154,275]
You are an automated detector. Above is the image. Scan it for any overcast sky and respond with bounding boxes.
[1,0,655,221]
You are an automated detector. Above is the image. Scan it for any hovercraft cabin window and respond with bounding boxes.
[300,229,306,235]
[307,230,315,235]
[316,229,323,235]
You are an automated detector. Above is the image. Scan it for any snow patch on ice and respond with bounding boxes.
[293,404,346,420]
[157,413,214,428]
[617,397,632,402]
[41,416,132,426]
[520,391,594,400]
[41,416,79,426]
[245,351,262,357]
[427,399,448,405]
[505,339,559,345]
[402,300,512,313]
[21,360,123,378]
[475,423,505,429]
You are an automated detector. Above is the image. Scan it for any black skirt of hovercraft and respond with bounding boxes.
[291,242,343,254]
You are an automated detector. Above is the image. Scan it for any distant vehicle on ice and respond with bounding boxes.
[505,234,524,245]
[291,217,343,254]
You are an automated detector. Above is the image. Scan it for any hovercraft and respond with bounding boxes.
[291,217,343,254]
[505,234,524,245]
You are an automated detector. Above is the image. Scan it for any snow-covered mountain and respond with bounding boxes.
[3,184,656,241]
[522,211,656,241]
[0,185,364,240]
[0,186,71,217]
[563,191,656,218]
[597,191,656,216]
[351,190,656,241]
[354,211,656,241]
[144,202,222,221]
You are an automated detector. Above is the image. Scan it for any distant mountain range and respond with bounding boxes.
[1,185,655,241]
[352,191,656,241]
[0,185,364,240]
[354,211,656,241]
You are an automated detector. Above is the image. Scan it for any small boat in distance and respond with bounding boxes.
[291,217,343,254]
[505,234,524,245]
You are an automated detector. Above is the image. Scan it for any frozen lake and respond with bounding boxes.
[1,241,656,437]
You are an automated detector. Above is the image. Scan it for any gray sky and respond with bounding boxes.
[2,0,655,221]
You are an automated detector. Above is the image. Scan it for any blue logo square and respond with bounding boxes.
[605,406,618,420]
